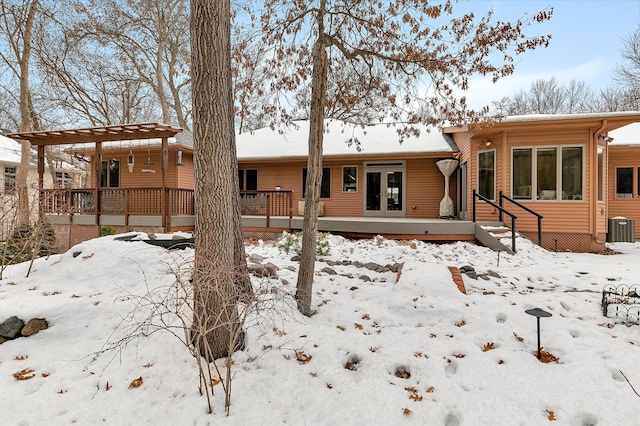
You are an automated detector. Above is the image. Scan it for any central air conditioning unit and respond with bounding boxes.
[607,217,636,243]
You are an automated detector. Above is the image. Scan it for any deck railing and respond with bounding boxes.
[40,188,292,228]
[240,190,293,228]
[41,188,189,216]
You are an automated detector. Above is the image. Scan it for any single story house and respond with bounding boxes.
[8,112,640,252]
[237,112,640,252]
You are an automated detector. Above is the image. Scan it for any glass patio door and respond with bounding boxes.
[364,163,405,217]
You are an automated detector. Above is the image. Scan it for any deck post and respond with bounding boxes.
[288,191,292,231]
[266,193,270,228]
[161,137,169,232]
[95,142,102,229]
[124,189,129,227]
[37,145,45,220]
[472,189,476,222]
[67,189,72,224]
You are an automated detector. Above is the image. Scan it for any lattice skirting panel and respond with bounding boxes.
[52,224,164,252]
[519,231,606,253]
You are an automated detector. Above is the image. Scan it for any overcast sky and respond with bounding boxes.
[459,0,640,109]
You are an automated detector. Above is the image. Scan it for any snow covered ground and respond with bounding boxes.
[1,233,640,425]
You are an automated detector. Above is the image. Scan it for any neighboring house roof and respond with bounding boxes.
[608,122,640,146]
[0,135,24,165]
[236,120,456,160]
[0,134,85,171]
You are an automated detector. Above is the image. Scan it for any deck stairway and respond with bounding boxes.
[474,222,522,254]
[472,190,544,254]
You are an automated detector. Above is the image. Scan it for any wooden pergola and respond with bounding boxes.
[7,123,183,229]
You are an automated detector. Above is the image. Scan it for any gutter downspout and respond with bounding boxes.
[591,120,607,245]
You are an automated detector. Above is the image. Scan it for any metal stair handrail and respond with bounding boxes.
[499,191,543,247]
[472,189,518,252]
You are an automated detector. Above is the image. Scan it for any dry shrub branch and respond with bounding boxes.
[86,246,297,416]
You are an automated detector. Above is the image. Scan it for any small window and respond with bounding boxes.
[303,167,330,198]
[561,147,582,200]
[101,160,120,187]
[238,169,258,191]
[512,148,532,199]
[617,167,633,198]
[4,166,16,193]
[597,147,604,201]
[478,151,495,200]
[342,166,357,192]
[55,171,73,189]
[537,148,557,200]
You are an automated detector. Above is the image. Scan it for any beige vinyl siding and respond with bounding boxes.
[90,149,179,188]
[239,154,451,218]
[405,158,456,218]
[176,149,194,189]
[608,145,640,239]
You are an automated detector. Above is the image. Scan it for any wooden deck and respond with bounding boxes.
[42,187,476,242]
[242,215,476,242]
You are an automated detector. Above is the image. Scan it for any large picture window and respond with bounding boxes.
[478,151,495,200]
[511,146,583,201]
[303,167,330,198]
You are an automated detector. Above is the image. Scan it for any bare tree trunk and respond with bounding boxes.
[191,0,247,360]
[156,19,170,124]
[15,0,38,226]
[295,5,329,316]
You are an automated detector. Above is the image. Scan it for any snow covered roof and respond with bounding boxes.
[503,111,640,123]
[0,134,26,164]
[608,122,640,146]
[236,120,456,160]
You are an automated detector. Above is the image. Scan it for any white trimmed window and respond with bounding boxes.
[511,146,584,201]
[55,171,73,188]
[4,166,16,193]
[597,147,604,202]
[477,150,495,200]
[342,166,357,192]
[616,167,634,198]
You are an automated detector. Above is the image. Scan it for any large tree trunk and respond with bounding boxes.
[191,0,248,360]
[16,0,39,226]
[295,28,329,316]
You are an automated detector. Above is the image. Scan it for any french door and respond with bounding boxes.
[364,162,406,217]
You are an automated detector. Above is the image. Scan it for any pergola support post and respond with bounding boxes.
[161,137,169,232]
[37,145,45,220]
[95,142,102,231]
